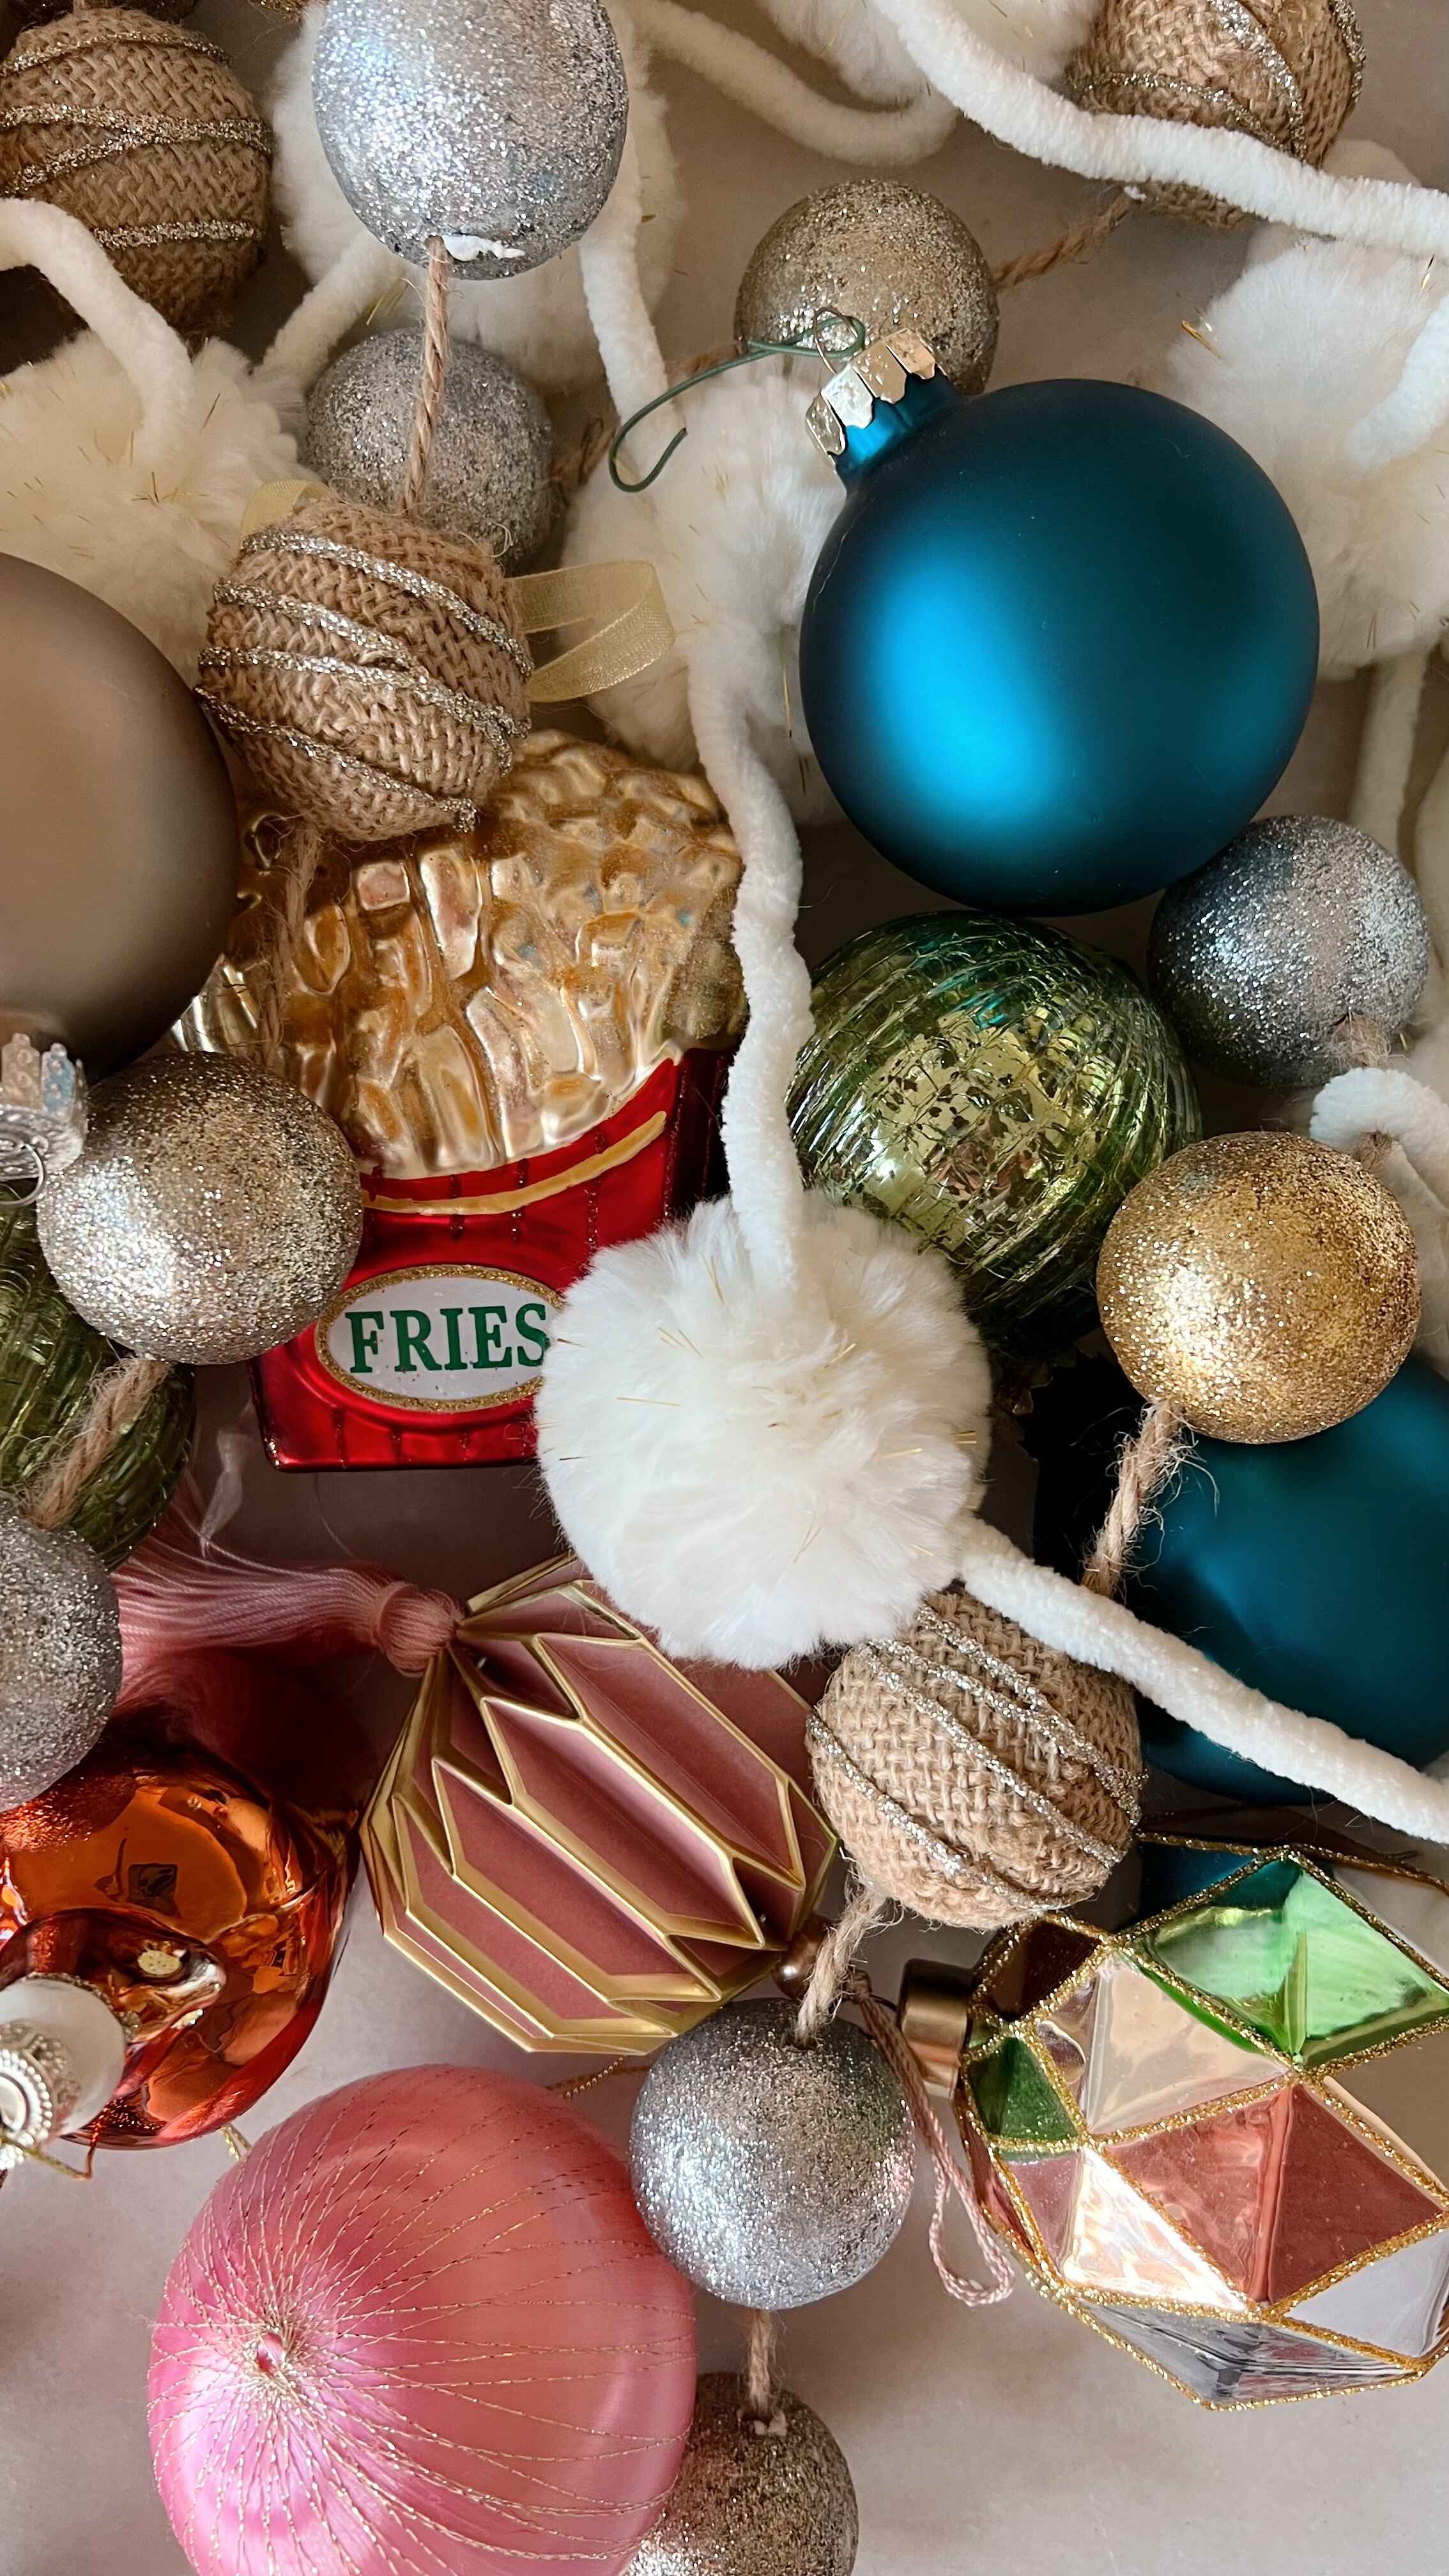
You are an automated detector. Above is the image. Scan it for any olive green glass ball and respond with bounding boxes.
[788,913,1200,1356]
[0,1196,192,1565]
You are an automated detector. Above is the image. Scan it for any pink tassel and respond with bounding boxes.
[115,1514,463,1685]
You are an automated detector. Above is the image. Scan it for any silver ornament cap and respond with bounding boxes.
[303,330,558,572]
[312,0,629,272]
[737,181,998,400]
[629,1998,915,2309]
[627,2375,857,2576]
[1148,815,1431,1088]
[38,1054,363,1367]
[0,1499,121,1805]
[0,1976,128,2168]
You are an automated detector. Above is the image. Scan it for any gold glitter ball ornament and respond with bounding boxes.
[37,1054,364,1367]
[733,180,999,395]
[625,2375,857,2576]
[1097,1131,1420,1444]
[809,1591,1141,1931]
[197,490,533,843]
[0,10,272,332]
[1066,0,1363,231]
[178,733,745,1183]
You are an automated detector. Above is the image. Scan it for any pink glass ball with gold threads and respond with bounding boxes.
[148,2064,696,2576]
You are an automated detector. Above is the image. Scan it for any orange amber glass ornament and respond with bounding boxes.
[0,1731,348,2147]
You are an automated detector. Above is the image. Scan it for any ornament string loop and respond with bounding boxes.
[853,1976,1015,2308]
[608,321,866,493]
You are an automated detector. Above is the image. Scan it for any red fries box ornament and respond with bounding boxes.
[179,733,744,1468]
[362,1556,834,2051]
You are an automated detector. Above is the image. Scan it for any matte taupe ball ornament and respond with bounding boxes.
[0,557,238,1078]
[312,0,629,272]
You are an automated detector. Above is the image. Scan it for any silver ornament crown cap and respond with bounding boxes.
[0,1033,87,1204]
[0,2023,79,2170]
[806,326,937,460]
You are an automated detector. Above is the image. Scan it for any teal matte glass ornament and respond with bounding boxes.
[1034,1357,1449,1804]
[797,353,1319,916]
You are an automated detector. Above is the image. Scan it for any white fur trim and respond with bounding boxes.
[270,1,682,396]
[1160,221,1449,679]
[536,1194,991,1668]
[958,1519,1449,1843]
[0,205,295,679]
[563,359,842,823]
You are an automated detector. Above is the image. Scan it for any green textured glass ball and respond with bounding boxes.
[788,913,1200,1354]
[0,1196,192,1565]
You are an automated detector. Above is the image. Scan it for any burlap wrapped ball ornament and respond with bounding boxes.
[197,491,533,840]
[808,1590,1141,1929]
[0,11,272,331]
[8,0,194,23]
[1066,0,1363,228]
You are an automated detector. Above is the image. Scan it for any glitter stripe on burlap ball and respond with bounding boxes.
[0,10,271,329]
[808,1590,1142,1931]
[1066,0,1363,229]
[197,491,534,843]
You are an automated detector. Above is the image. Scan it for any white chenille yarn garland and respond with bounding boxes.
[0,199,297,682]
[270,0,680,396]
[751,0,1096,100]
[563,360,844,825]
[1161,145,1449,682]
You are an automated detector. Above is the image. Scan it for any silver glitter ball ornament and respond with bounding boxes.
[0,1500,121,1805]
[734,181,999,395]
[312,0,629,272]
[629,1998,915,2309]
[626,2375,858,2576]
[38,1056,364,1367]
[303,329,558,573]
[1149,816,1431,1088]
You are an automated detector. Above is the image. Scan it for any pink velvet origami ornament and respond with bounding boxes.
[148,2064,696,2576]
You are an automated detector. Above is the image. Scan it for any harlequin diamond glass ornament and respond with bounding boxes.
[361,1556,834,2052]
[960,1827,1449,2404]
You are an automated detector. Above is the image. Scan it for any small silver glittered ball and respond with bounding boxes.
[313,0,629,272]
[626,2376,858,2576]
[303,330,558,572]
[0,1501,121,1806]
[734,181,999,395]
[38,1056,364,1367]
[1148,815,1431,1088]
[629,1999,915,2309]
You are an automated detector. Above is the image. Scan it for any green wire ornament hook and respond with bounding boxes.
[609,312,868,494]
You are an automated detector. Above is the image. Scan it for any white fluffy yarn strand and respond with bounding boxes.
[957,1519,1449,1843]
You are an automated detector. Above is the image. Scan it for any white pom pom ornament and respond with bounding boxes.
[0,199,296,680]
[1161,146,1449,679]
[537,1195,989,1667]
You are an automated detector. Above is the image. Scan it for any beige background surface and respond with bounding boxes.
[6,1,1449,2567]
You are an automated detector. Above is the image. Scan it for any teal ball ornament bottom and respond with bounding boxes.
[797,374,1319,916]
[1034,1358,1449,1804]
